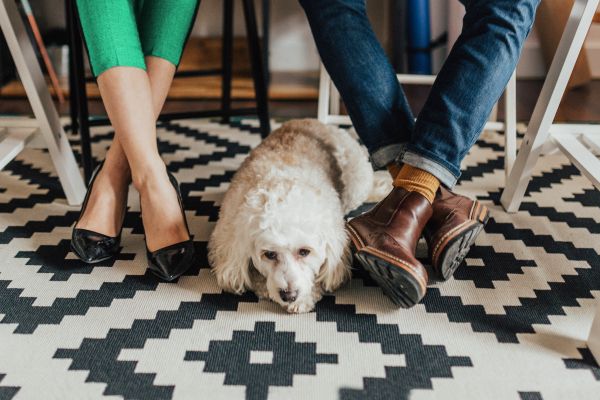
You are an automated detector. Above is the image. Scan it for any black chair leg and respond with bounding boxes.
[262,0,270,85]
[242,0,271,138]
[221,0,233,124]
[68,0,93,181]
[66,0,78,139]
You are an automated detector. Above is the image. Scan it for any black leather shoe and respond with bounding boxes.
[144,171,195,281]
[71,161,127,264]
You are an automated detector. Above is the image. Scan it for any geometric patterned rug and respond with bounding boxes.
[1,118,599,400]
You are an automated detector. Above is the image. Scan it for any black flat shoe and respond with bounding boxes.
[144,170,195,281]
[71,161,127,264]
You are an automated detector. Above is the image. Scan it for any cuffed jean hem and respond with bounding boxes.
[400,150,458,189]
[370,143,406,170]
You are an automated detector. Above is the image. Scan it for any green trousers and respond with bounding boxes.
[76,0,199,77]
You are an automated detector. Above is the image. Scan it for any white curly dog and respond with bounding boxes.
[208,119,387,313]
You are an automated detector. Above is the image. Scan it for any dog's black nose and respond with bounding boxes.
[279,289,297,303]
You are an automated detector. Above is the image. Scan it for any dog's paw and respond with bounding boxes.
[286,299,315,314]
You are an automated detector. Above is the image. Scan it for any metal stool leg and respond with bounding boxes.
[65,0,78,138]
[67,0,93,181]
[242,0,271,138]
[262,0,270,85]
[221,0,233,124]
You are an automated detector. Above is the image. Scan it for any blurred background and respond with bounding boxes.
[1,0,600,121]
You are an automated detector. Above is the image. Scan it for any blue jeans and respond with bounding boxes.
[299,0,539,188]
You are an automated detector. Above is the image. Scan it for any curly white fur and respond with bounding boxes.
[208,119,378,313]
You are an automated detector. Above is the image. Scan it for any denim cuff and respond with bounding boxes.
[370,143,406,170]
[399,150,458,189]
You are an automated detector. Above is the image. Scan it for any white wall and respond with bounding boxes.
[518,21,600,78]
[430,0,450,73]
[263,1,320,72]
[191,0,320,72]
[191,0,321,72]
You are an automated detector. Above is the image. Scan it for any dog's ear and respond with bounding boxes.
[317,229,352,292]
[209,185,274,294]
[208,206,254,294]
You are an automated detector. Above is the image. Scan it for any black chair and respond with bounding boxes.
[65,0,271,181]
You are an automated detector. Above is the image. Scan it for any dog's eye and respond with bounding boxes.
[298,248,310,257]
[263,251,278,261]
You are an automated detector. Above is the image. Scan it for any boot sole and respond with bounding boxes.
[354,251,425,308]
[347,224,426,308]
[433,208,489,281]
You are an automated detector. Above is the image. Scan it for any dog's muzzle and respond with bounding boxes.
[278,289,298,303]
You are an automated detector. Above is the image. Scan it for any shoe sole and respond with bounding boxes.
[354,251,425,308]
[432,207,489,281]
[347,224,426,308]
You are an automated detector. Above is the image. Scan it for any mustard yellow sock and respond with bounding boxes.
[386,162,402,179]
[393,164,439,204]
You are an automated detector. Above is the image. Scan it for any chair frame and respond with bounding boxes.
[499,0,600,364]
[500,0,600,212]
[0,0,85,205]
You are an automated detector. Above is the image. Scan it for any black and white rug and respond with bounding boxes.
[1,118,599,400]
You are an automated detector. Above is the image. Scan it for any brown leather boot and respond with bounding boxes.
[424,186,489,281]
[346,187,432,308]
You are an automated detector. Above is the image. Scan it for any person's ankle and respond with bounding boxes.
[103,153,131,185]
[131,161,167,192]
[393,164,439,204]
[387,161,402,179]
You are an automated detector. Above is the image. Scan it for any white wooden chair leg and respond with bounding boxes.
[318,64,331,123]
[0,0,85,205]
[329,83,341,117]
[500,0,599,213]
[489,104,498,128]
[589,301,600,364]
[504,71,517,178]
[0,126,37,170]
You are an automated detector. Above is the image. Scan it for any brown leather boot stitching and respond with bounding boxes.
[347,187,432,308]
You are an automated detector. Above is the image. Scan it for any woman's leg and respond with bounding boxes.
[93,64,188,252]
[146,57,175,114]
[75,0,198,252]
[74,57,176,241]
[73,0,142,238]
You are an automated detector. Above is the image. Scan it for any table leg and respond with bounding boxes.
[0,0,85,205]
[242,0,271,138]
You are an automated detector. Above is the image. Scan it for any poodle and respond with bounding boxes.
[208,119,384,313]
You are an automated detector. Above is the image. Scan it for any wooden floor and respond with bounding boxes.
[0,38,320,102]
[1,78,600,123]
[0,72,320,102]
